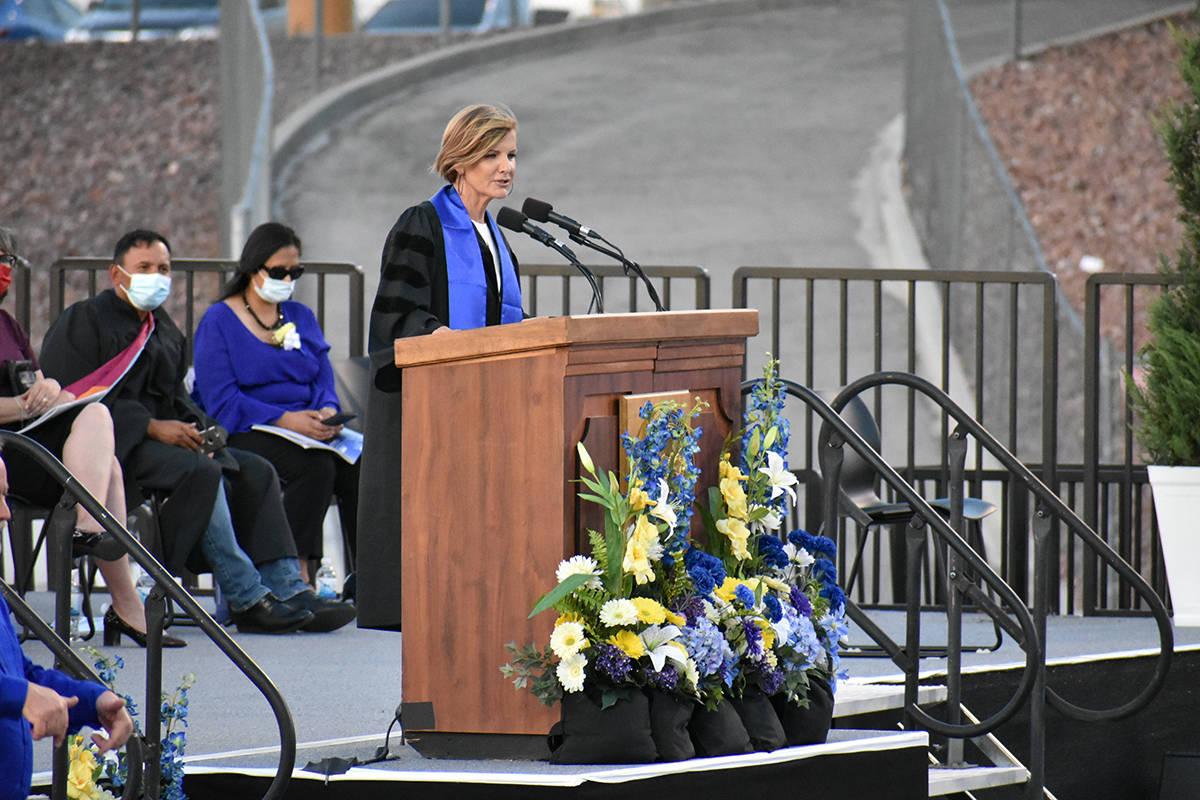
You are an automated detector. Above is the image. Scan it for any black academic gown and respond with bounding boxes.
[39,289,297,576]
[357,200,522,630]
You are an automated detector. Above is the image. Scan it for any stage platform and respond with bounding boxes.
[19,593,1200,798]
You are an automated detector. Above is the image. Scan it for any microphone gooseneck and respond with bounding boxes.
[496,207,604,314]
[520,198,664,312]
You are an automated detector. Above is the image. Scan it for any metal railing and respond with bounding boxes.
[820,371,1172,799]
[1083,272,1176,616]
[0,432,294,800]
[520,263,710,316]
[49,258,365,361]
[218,0,274,258]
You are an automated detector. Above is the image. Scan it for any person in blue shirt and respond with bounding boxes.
[0,454,134,800]
[193,222,359,584]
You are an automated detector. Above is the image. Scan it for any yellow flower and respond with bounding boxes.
[623,515,662,585]
[713,576,740,603]
[720,475,749,520]
[628,484,651,512]
[554,613,584,627]
[608,628,646,659]
[631,597,668,624]
[716,517,751,560]
[664,608,686,627]
[67,757,96,800]
[719,455,746,482]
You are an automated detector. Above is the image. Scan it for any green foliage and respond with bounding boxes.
[500,642,562,707]
[1132,19,1200,465]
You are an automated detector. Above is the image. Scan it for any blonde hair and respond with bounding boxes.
[433,104,518,183]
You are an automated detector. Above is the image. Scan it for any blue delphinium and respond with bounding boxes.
[741,358,792,520]
[740,617,765,661]
[622,400,704,545]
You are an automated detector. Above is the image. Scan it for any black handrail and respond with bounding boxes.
[742,379,1042,738]
[0,579,143,800]
[0,431,296,800]
[832,372,1174,721]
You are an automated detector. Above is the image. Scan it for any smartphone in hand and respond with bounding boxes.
[320,411,356,427]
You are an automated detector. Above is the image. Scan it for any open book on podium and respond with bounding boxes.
[391,310,758,756]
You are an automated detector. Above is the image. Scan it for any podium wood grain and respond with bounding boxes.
[395,310,757,737]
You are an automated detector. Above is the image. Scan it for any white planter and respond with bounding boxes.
[1148,465,1200,627]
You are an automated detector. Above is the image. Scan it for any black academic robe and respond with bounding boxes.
[39,289,297,575]
[357,200,523,631]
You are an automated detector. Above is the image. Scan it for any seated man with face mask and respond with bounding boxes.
[40,230,356,635]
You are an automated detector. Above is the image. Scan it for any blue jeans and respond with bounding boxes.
[200,482,310,613]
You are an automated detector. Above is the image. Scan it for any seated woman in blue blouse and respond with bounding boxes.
[193,222,358,583]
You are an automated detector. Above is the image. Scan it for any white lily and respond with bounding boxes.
[758,450,798,505]
[639,624,688,672]
[648,478,678,530]
[783,542,815,568]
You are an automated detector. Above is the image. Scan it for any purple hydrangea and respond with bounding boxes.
[646,665,679,691]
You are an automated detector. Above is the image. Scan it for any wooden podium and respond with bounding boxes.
[392,310,758,753]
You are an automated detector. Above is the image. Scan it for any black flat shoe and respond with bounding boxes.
[103,607,187,648]
[72,529,126,562]
[283,590,357,633]
[230,594,313,635]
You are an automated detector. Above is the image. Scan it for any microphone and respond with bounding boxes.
[520,198,665,312]
[522,197,597,238]
[496,207,604,314]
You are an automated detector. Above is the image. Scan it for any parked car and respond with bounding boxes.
[65,0,283,40]
[363,0,529,34]
[0,0,82,41]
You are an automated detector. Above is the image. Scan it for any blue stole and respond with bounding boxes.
[429,185,523,330]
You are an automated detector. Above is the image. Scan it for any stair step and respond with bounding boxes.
[928,764,1029,796]
[833,681,948,717]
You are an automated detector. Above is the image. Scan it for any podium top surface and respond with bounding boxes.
[392,309,759,369]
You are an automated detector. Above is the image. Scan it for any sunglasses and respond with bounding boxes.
[263,266,304,280]
[0,254,21,269]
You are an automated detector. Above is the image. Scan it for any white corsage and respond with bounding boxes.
[272,321,302,351]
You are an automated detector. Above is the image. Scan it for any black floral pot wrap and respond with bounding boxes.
[646,689,696,762]
[688,698,752,757]
[548,691,657,764]
[771,675,835,746]
[730,686,786,752]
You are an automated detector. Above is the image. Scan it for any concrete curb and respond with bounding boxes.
[271,0,807,182]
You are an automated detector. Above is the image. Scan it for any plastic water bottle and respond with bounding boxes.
[315,558,338,599]
[69,570,84,641]
[136,569,155,605]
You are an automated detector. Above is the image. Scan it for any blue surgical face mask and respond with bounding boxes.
[117,266,172,311]
[254,274,295,304]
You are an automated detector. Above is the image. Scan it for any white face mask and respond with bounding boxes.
[254,275,295,304]
[118,267,171,311]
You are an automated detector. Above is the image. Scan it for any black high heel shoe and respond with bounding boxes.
[103,607,187,648]
[72,529,126,562]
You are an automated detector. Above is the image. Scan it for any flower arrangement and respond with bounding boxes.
[77,648,195,800]
[502,358,848,755]
[502,398,708,707]
[698,358,845,703]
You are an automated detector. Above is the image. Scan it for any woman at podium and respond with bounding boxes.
[368,102,527,371]
[358,103,529,630]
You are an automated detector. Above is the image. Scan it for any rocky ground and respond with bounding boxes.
[971,12,1196,351]
[0,12,1194,347]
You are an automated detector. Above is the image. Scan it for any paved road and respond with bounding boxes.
[276,0,1187,319]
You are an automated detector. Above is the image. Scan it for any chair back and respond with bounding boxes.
[836,395,886,510]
